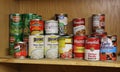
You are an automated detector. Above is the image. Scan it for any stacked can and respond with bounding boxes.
[73,18,86,59]
[9,13,23,55]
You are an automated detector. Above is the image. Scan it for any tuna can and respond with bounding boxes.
[45,35,59,59]
[59,35,73,59]
[30,19,44,35]
[100,35,117,61]
[45,20,58,35]
[73,18,85,36]
[10,13,23,23]
[55,13,68,35]
[85,36,100,61]
[92,14,105,35]
[73,36,86,59]
[29,35,44,59]
[14,42,27,59]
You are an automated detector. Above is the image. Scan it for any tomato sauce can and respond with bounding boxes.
[73,36,86,59]
[14,42,27,59]
[85,36,100,61]
[59,35,73,59]
[73,18,85,36]
[100,35,117,61]
[30,19,44,35]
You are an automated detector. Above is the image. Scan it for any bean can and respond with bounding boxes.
[59,36,73,59]
[73,36,86,59]
[73,18,85,36]
[45,20,58,35]
[85,36,100,61]
[100,35,117,61]
[45,35,59,59]
[29,35,44,59]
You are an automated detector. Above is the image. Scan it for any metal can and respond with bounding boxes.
[55,13,68,35]
[59,36,73,59]
[29,35,44,59]
[73,18,85,36]
[92,14,105,35]
[45,20,58,35]
[10,13,23,23]
[100,35,117,61]
[73,36,86,59]
[14,42,27,59]
[30,19,44,35]
[85,36,100,61]
[45,35,59,59]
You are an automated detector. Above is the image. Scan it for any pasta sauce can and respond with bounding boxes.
[85,36,100,61]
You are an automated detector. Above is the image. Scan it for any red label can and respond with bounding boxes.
[73,36,86,59]
[73,18,85,36]
[30,19,44,35]
[85,36,100,61]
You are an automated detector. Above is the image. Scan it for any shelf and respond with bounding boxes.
[0,57,120,68]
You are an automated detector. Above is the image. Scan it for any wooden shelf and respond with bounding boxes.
[0,57,120,68]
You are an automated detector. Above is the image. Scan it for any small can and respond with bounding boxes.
[73,18,85,36]
[55,13,68,35]
[85,36,100,61]
[92,14,105,35]
[73,36,86,59]
[29,35,44,59]
[100,35,117,61]
[45,20,58,35]
[30,19,44,35]
[14,42,27,59]
[10,13,23,23]
[59,35,73,59]
[45,35,59,59]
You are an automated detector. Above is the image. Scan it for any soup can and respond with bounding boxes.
[45,35,59,59]
[100,35,117,61]
[73,18,85,36]
[29,35,44,59]
[59,35,73,59]
[85,36,100,61]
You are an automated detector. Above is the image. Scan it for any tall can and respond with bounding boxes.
[100,35,117,61]
[73,36,86,59]
[55,13,68,35]
[45,35,59,59]
[29,35,44,59]
[45,20,58,35]
[85,36,100,61]
[59,36,73,59]
[92,14,105,35]
[73,18,85,36]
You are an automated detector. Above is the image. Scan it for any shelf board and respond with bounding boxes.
[0,57,120,68]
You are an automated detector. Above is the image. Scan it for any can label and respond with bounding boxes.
[30,19,44,35]
[45,35,59,59]
[14,42,27,59]
[10,14,22,23]
[85,37,100,61]
[29,35,44,59]
[100,35,117,61]
[45,20,58,34]
[59,36,72,59]
[73,18,85,36]
[74,36,86,59]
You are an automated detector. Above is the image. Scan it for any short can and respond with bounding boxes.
[85,36,100,61]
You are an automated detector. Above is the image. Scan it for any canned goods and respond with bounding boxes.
[55,13,68,35]
[10,13,23,23]
[45,35,59,59]
[59,36,73,59]
[29,35,44,59]
[45,20,58,35]
[73,18,85,36]
[92,14,105,35]
[30,19,44,35]
[100,35,117,61]
[85,36,100,61]
[73,36,86,59]
[14,42,27,59]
